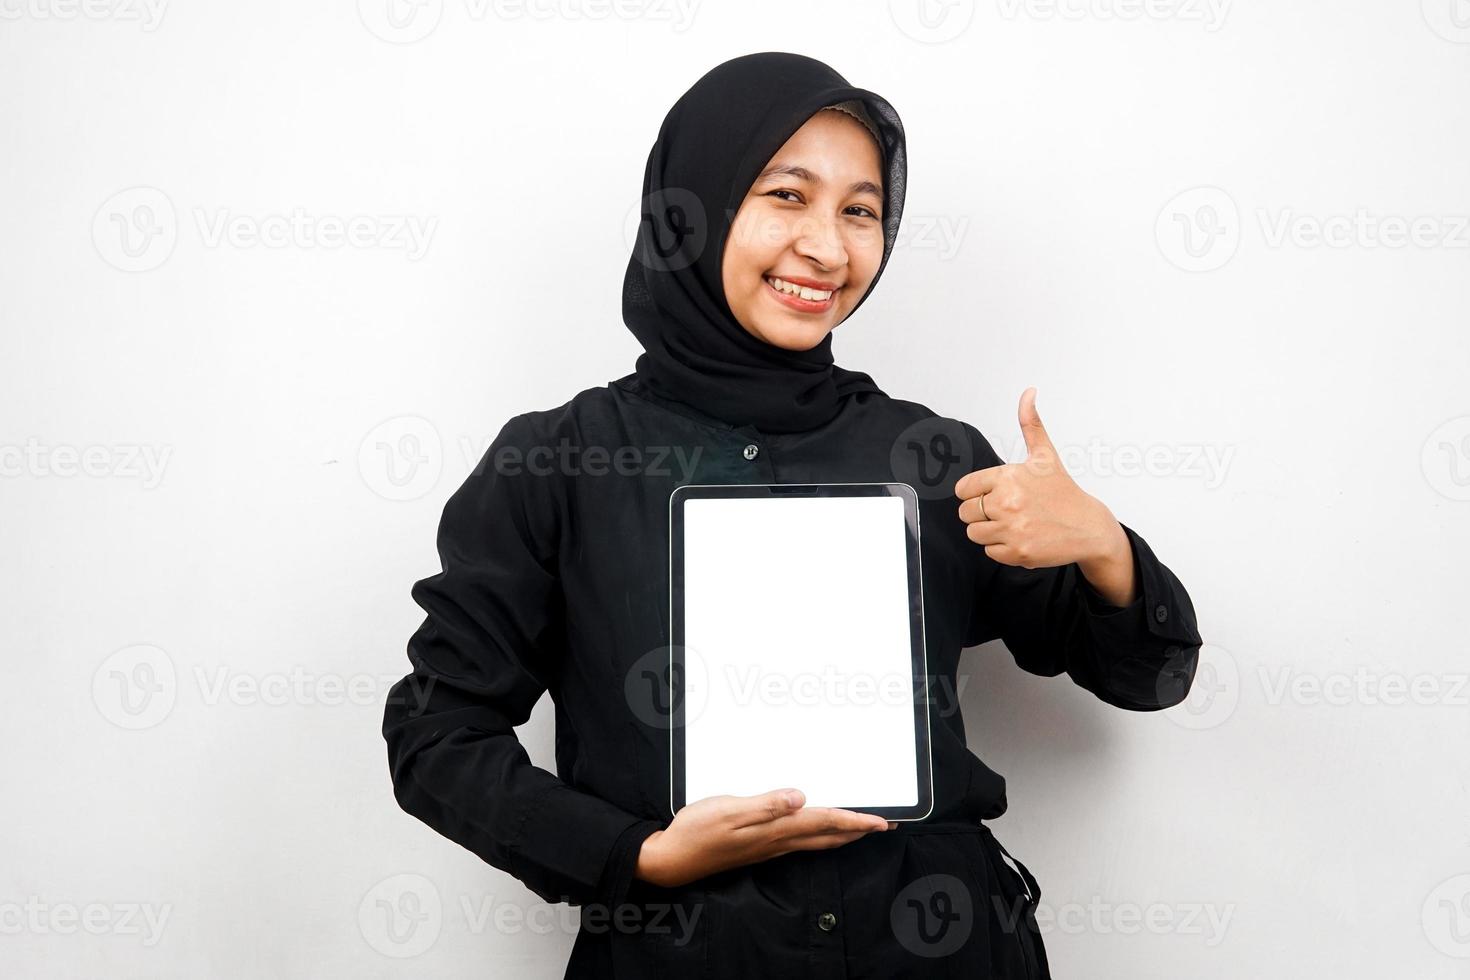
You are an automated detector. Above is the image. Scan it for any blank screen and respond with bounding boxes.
[679,494,920,809]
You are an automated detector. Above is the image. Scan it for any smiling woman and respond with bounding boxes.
[721,104,888,349]
[618,52,910,435]
[383,49,1202,980]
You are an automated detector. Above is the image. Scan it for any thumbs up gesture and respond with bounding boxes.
[954,389,1136,602]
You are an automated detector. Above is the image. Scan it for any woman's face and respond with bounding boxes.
[720,109,886,351]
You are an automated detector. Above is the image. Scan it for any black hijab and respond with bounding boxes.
[622,52,908,434]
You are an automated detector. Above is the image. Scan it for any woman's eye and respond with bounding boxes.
[764,190,877,221]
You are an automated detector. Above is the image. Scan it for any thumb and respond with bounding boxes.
[1018,386,1055,458]
[761,788,806,815]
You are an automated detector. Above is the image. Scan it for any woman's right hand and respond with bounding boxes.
[634,788,897,889]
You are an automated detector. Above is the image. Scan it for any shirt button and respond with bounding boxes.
[1153,604,1169,623]
[742,444,760,461]
[817,912,837,931]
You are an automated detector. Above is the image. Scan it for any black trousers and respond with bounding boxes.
[976,824,1051,979]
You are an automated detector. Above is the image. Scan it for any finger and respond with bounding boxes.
[1018,386,1055,459]
[957,493,1002,525]
[777,806,889,835]
[953,464,1003,501]
[964,519,1006,546]
[983,542,1024,566]
[735,788,806,828]
[819,807,892,831]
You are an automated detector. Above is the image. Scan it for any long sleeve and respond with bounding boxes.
[960,424,1203,711]
[382,413,663,908]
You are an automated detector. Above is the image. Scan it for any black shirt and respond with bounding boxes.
[381,373,1203,978]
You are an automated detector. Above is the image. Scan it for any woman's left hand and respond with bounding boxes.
[954,388,1138,605]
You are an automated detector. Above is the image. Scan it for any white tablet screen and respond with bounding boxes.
[680,494,921,809]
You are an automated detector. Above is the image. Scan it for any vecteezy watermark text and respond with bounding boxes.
[479,439,703,480]
[0,439,172,489]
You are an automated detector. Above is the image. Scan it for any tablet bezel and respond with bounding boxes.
[667,482,935,822]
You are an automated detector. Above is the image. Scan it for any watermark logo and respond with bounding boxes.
[1257,666,1470,708]
[359,415,443,502]
[192,208,436,258]
[461,893,703,941]
[487,0,698,29]
[989,433,1237,489]
[95,653,435,723]
[625,187,707,273]
[890,416,974,501]
[626,645,709,729]
[92,186,177,273]
[1032,896,1234,944]
[478,438,703,480]
[1422,0,1470,43]
[0,0,168,30]
[1423,873,1470,958]
[891,873,973,957]
[1156,186,1239,272]
[1421,415,1470,501]
[891,214,971,261]
[889,0,975,43]
[0,898,172,945]
[1257,209,1470,250]
[359,874,442,958]
[995,0,1230,31]
[93,188,437,271]
[1160,186,1470,270]
[358,0,444,42]
[193,666,435,709]
[361,0,697,40]
[92,644,177,730]
[0,439,173,488]
[1164,642,1237,730]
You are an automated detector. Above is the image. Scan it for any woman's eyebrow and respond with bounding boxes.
[756,164,883,200]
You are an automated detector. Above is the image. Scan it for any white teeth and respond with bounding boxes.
[768,276,832,301]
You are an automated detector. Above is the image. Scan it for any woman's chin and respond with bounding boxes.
[752,317,837,351]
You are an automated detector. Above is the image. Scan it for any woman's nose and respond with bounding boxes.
[791,214,847,270]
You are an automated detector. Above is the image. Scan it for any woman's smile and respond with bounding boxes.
[763,273,839,313]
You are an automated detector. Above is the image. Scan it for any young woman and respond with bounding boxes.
[382,51,1203,979]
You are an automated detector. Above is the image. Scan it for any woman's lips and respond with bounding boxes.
[763,275,837,313]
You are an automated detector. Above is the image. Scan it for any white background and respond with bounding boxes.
[2,0,1468,977]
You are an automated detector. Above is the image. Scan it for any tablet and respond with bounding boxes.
[668,483,934,821]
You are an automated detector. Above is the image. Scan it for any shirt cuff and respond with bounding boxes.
[596,818,667,911]
[508,781,667,907]
[1077,569,1144,618]
[1076,522,1202,651]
